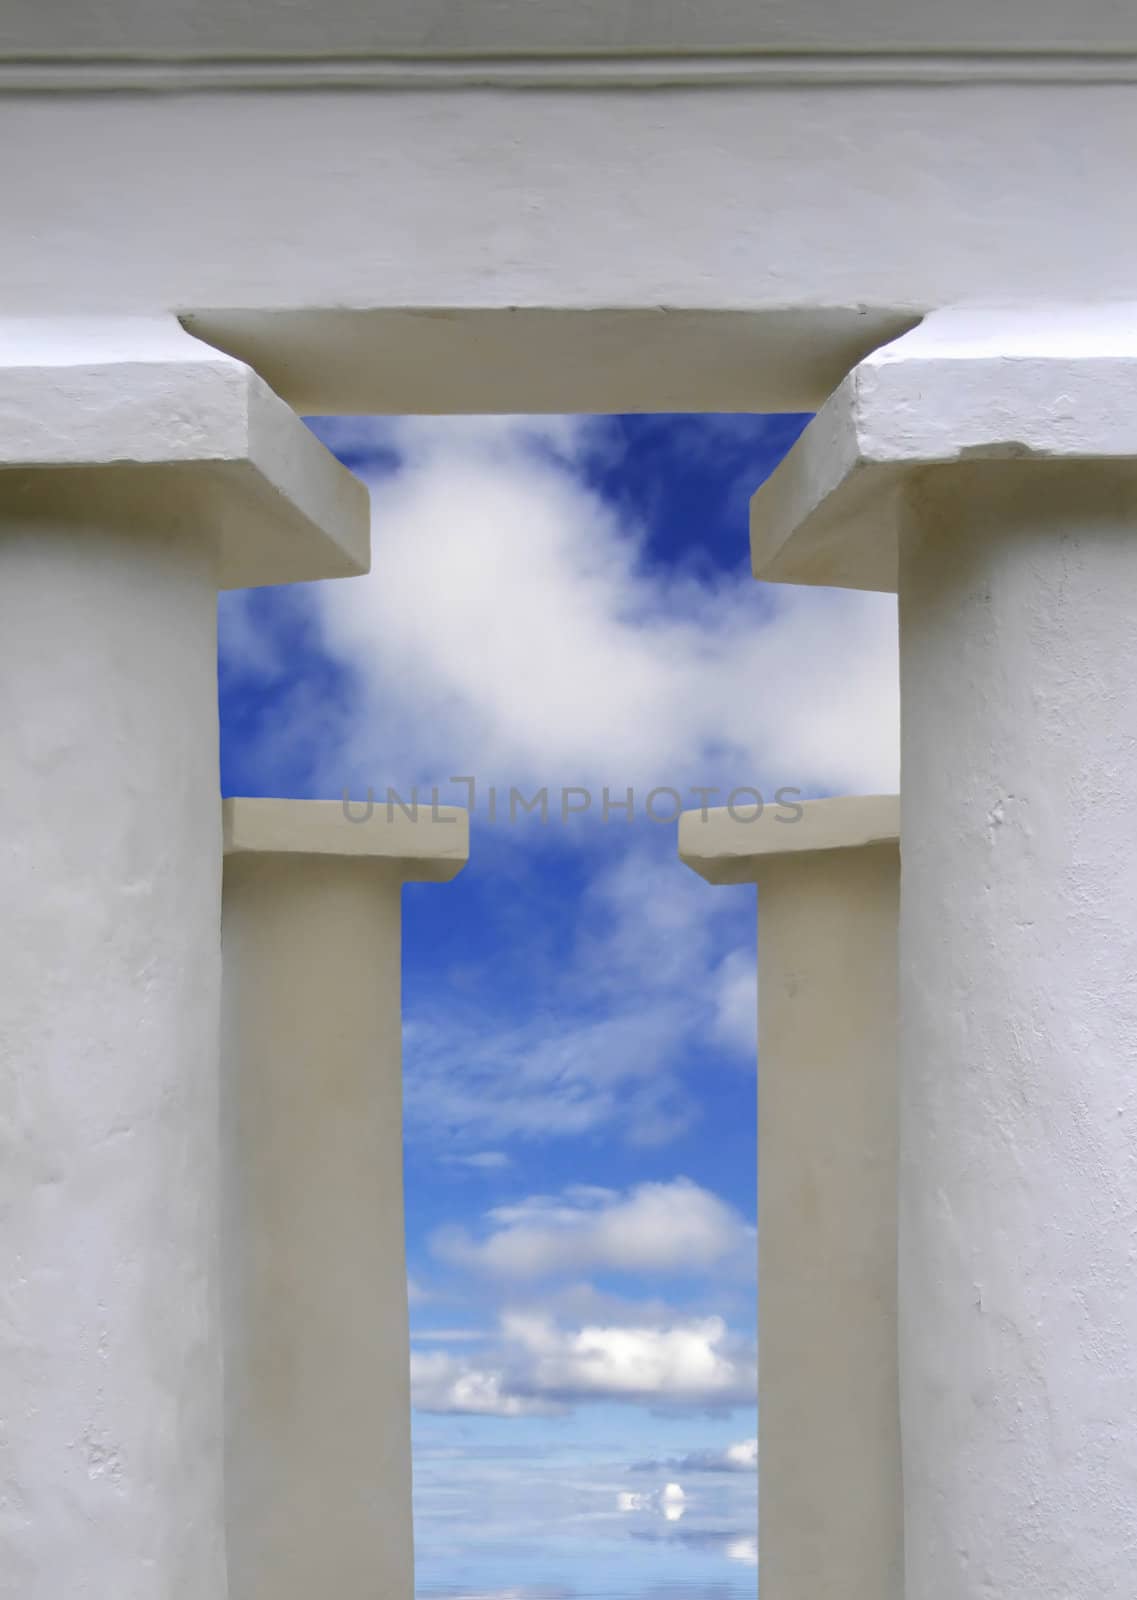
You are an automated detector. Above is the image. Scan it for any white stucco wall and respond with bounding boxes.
[3,72,1137,409]
[0,508,226,1597]
[898,463,1137,1598]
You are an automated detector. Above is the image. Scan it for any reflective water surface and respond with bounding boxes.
[414,1432,758,1600]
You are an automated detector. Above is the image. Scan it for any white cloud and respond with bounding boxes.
[220,415,888,1153]
[411,1307,755,1416]
[226,414,898,801]
[411,1349,560,1418]
[709,948,757,1059]
[453,1150,513,1171]
[403,998,700,1150]
[634,1437,757,1474]
[411,1328,491,1345]
[504,1312,752,1407]
[618,1482,686,1522]
[402,834,755,1153]
[432,1179,753,1281]
[719,1438,758,1472]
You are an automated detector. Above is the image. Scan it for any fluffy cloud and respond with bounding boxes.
[708,948,757,1059]
[504,1312,751,1407]
[432,1179,753,1281]
[220,414,888,1153]
[225,414,898,801]
[411,1308,755,1416]
[411,1350,559,1419]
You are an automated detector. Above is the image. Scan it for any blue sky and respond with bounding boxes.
[218,413,899,1599]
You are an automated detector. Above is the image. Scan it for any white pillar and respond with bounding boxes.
[220,799,468,1600]
[680,796,903,1600]
[750,307,1137,1598]
[0,320,368,1597]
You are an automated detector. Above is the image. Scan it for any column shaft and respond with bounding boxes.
[898,464,1137,1597]
[0,517,225,1596]
[221,854,414,1600]
[759,844,903,1600]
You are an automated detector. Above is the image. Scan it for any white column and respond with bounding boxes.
[0,320,368,1598]
[220,799,468,1600]
[750,307,1137,1598]
[680,796,903,1600]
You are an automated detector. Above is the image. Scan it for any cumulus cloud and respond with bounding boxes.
[225,414,898,801]
[322,414,896,796]
[220,414,889,1152]
[411,1349,561,1419]
[432,1179,754,1281]
[411,1307,755,1416]
[504,1312,752,1408]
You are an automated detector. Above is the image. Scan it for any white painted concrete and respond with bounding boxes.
[751,314,1137,1595]
[0,331,370,1595]
[221,799,467,1600]
[7,0,1137,58]
[0,512,226,1598]
[897,464,1137,1599]
[751,305,1137,589]
[4,82,1137,409]
[0,318,369,587]
[681,798,902,1600]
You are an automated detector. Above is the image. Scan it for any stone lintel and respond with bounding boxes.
[679,794,899,885]
[750,305,1137,593]
[0,316,369,588]
[223,798,469,884]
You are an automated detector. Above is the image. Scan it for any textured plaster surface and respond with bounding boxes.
[5,88,1137,410]
[221,815,467,1600]
[0,318,369,588]
[0,521,226,1597]
[751,305,1137,590]
[898,465,1137,1598]
[679,794,899,884]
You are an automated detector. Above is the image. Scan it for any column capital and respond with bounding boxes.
[0,316,369,587]
[679,794,899,885]
[750,305,1137,592]
[223,796,469,882]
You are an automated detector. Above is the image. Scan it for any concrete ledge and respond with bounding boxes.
[183,306,915,418]
[750,305,1137,593]
[12,53,1137,93]
[223,798,469,883]
[679,795,899,884]
[0,317,370,589]
[8,0,1137,62]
